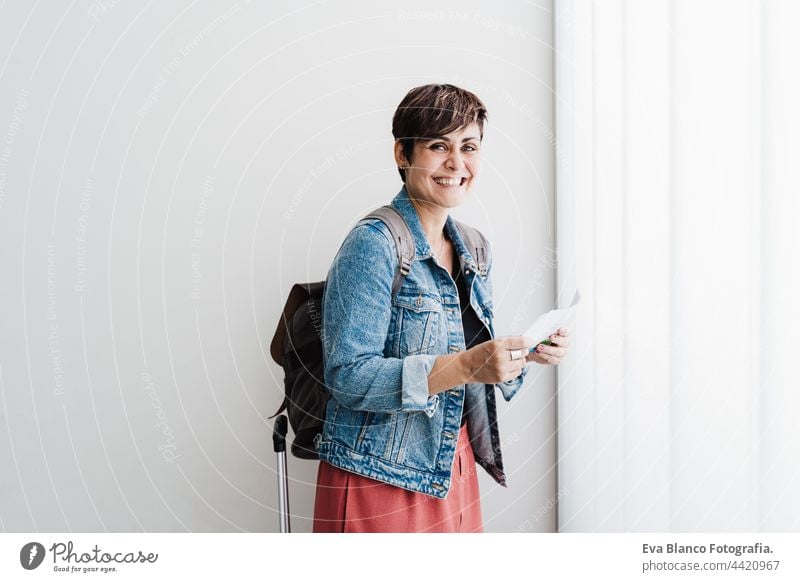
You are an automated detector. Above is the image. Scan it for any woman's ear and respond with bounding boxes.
[393,140,410,169]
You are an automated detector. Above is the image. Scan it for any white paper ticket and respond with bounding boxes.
[524,289,581,348]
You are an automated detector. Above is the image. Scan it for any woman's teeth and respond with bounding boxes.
[433,177,464,187]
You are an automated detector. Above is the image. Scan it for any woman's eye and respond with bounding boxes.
[462,144,478,152]
[431,143,447,151]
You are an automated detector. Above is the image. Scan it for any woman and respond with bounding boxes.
[313,84,570,533]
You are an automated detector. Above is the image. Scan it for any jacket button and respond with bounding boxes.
[447,389,461,395]
[443,431,455,439]
[432,483,444,491]
[465,269,471,274]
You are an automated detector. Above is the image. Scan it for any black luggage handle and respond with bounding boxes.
[273,414,288,453]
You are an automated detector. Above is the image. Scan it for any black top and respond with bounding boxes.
[453,263,491,426]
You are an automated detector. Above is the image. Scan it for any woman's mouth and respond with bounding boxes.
[433,177,467,187]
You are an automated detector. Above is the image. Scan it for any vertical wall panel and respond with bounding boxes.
[670,0,755,531]
[557,0,798,532]
[760,0,800,532]
[592,0,626,532]
[556,0,597,532]
[622,0,671,532]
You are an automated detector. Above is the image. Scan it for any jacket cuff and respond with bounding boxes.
[401,354,440,417]
[496,363,530,402]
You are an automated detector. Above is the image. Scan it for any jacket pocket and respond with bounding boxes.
[394,411,442,470]
[353,411,395,460]
[393,290,441,356]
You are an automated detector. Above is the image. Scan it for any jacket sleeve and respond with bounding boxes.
[483,238,530,402]
[322,221,440,416]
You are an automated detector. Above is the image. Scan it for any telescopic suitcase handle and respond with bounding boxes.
[272,415,291,533]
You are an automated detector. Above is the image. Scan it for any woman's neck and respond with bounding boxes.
[408,196,448,249]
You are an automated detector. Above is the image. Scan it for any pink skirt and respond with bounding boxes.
[312,423,483,533]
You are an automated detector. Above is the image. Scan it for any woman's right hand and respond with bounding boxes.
[461,336,536,384]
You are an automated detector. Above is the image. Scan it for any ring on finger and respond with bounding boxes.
[508,348,526,361]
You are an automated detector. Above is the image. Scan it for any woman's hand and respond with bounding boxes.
[461,336,536,384]
[527,327,571,365]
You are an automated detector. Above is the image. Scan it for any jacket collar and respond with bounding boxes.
[390,186,480,272]
[390,186,433,258]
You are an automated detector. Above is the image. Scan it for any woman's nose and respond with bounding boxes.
[445,150,464,170]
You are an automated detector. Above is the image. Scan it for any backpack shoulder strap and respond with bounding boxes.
[454,220,490,277]
[363,205,415,298]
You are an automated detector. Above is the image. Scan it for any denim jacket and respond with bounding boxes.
[315,187,528,499]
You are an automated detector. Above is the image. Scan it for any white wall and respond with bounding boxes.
[0,0,555,532]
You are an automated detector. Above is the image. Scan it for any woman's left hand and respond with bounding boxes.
[526,327,571,366]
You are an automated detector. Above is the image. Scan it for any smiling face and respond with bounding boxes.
[393,123,482,212]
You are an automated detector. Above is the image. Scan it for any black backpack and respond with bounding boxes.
[268,205,490,459]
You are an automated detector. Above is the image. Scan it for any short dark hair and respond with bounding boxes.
[392,84,488,182]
